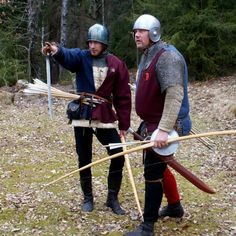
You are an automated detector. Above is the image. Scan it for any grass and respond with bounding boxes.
[0,85,236,235]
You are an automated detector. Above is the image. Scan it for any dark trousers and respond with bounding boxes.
[144,149,167,181]
[143,149,167,222]
[74,127,125,184]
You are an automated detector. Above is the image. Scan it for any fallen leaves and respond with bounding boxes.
[0,75,236,235]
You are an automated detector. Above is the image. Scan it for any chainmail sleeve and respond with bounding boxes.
[156,48,185,132]
[156,50,184,93]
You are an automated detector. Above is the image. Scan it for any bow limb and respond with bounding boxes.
[121,135,143,220]
[44,142,154,187]
[106,130,236,149]
[44,129,236,189]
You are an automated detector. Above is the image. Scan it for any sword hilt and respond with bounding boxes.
[127,127,145,141]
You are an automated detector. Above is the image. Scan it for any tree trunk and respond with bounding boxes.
[59,0,69,78]
[60,0,69,47]
[27,0,42,81]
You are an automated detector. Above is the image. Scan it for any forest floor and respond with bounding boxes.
[0,74,236,236]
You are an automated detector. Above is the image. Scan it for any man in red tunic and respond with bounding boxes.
[125,14,191,236]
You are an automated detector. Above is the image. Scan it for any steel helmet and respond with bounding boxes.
[87,23,109,46]
[133,14,161,42]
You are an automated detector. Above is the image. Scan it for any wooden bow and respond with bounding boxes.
[44,130,236,192]
[121,135,143,220]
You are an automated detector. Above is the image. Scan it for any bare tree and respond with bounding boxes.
[27,0,42,81]
[60,0,69,47]
[89,0,102,20]
[59,0,69,77]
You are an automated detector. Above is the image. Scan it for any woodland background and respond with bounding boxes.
[0,1,236,235]
[0,0,236,87]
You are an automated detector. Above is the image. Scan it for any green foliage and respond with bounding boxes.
[0,53,25,87]
[0,0,236,86]
[0,1,28,86]
[111,0,236,80]
[166,2,236,80]
[110,16,137,68]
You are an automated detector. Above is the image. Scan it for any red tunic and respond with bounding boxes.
[135,49,165,132]
[92,54,131,130]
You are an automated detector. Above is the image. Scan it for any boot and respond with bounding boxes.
[124,222,154,236]
[105,175,125,215]
[106,189,125,215]
[159,201,184,218]
[80,177,94,212]
[124,181,162,235]
[143,181,163,222]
